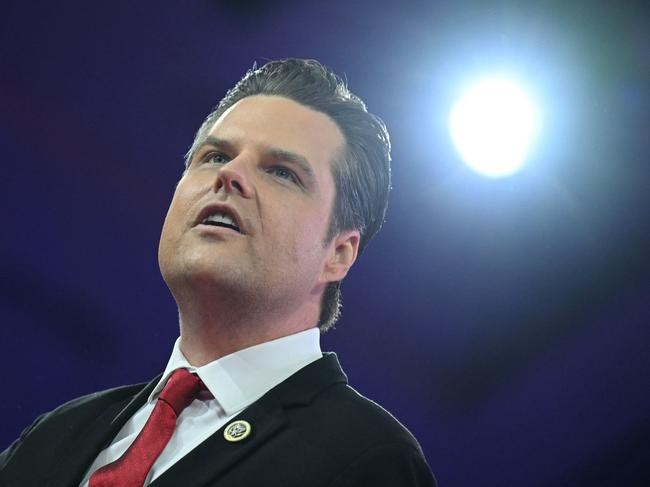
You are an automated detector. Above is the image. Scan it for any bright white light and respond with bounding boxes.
[449,78,539,178]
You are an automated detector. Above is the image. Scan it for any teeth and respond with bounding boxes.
[202,211,239,230]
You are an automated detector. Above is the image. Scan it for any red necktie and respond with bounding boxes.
[89,369,205,487]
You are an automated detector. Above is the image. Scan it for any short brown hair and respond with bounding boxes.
[186,59,391,331]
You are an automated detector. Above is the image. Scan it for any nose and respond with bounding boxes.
[213,157,254,198]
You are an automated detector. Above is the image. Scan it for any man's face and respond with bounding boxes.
[159,95,349,316]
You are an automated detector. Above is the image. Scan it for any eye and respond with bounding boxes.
[268,166,299,184]
[203,152,230,165]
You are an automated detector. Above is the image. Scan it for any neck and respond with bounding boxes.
[173,285,321,367]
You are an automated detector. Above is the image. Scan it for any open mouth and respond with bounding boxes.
[200,210,241,233]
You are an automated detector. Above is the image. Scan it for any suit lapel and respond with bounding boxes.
[151,393,286,487]
[110,374,162,427]
[151,353,347,487]
[46,374,162,487]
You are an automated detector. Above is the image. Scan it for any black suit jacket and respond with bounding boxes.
[0,353,435,487]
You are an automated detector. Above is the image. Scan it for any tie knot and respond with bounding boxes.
[158,369,205,415]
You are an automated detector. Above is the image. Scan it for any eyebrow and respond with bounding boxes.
[267,148,315,179]
[194,136,236,160]
[196,135,316,180]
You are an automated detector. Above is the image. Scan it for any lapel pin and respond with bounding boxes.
[224,419,252,442]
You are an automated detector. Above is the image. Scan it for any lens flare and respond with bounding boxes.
[450,78,539,178]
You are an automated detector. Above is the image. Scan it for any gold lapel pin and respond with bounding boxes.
[224,420,252,442]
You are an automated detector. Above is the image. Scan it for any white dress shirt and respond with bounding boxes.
[80,328,322,486]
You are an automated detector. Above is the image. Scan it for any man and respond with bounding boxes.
[0,59,435,486]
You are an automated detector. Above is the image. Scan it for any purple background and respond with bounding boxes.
[2,1,649,485]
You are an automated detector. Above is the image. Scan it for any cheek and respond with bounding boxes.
[161,199,181,238]
[161,185,193,242]
[158,209,179,265]
[282,209,330,261]
[167,179,199,221]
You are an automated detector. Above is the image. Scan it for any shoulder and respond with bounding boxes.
[273,356,435,485]
[0,380,150,474]
[16,380,148,432]
[281,354,423,452]
[50,382,147,414]
[24,381,149,432]
[305,380,424,453]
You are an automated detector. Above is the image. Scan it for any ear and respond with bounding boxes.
[321,229,360,283]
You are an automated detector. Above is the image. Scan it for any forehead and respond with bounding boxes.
[207,95,345,170]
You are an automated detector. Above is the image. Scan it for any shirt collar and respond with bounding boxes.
[149,327,322,415]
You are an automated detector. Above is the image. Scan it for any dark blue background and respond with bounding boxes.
[2,1,649,485]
